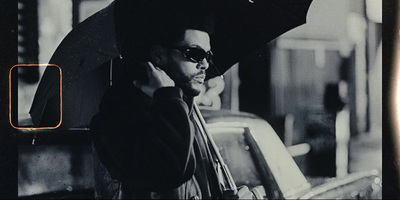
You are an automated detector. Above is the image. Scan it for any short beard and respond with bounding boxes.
[163,61,201,97]
[175,76,201,97]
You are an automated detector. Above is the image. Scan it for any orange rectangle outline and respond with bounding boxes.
[9,64,62,130]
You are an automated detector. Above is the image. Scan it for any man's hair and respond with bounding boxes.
[114,0,215,65]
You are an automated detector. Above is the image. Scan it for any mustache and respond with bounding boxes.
[194,71,206,77]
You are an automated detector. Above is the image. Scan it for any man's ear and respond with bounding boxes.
[149,45,167,67]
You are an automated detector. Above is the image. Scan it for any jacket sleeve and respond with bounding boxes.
[90,86,196,191]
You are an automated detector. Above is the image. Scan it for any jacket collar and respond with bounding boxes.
[183,94,195,116]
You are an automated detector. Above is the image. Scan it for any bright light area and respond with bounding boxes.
[366,0,382,23]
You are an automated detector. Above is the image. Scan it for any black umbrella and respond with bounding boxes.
[30,0,313,129]
[207,0,313,78]
[30,3,118,128]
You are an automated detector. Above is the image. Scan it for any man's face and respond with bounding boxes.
[163,29,211,96]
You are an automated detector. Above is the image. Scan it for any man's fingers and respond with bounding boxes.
[147,61,158,72]
[146,61,164,78]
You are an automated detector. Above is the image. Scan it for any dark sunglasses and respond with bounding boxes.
[169,46,213,63]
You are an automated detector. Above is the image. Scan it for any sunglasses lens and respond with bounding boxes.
[173,46,213,63]
[186,48,207,62]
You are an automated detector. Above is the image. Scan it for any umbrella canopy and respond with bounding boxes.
[210,0,312,78]
[30,2,118,128]
[30,0,313,129]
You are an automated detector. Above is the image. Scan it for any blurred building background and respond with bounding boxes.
[16,0,382,197]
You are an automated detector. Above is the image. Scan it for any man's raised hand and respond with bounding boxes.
[133,61,175,97]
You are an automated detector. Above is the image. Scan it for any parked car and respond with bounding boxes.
[17,109,381,199]
[201,109,382,199]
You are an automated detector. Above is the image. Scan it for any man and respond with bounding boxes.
[90,1,255,199]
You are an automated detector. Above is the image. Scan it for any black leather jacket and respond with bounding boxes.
[90,84,218,199]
